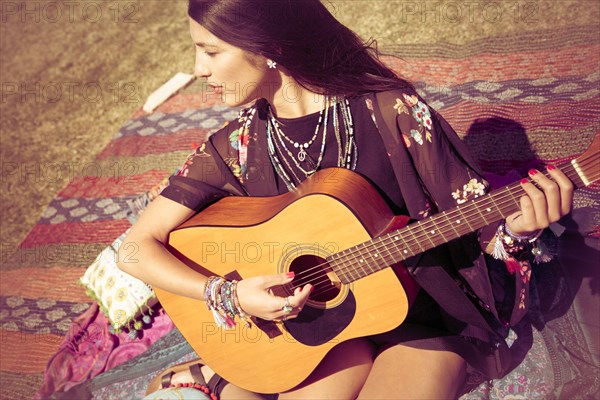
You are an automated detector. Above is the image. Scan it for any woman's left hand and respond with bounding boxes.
[505,165,574,235]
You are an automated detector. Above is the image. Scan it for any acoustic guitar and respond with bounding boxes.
[155,135,598,394]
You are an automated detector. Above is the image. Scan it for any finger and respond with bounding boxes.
[260,271,295,289]
[272,296,294,321]
[273,285,313,320]
[507,194,536,234]
[546,165,574,216]
[528,168,561,223]
[520,177,549,229]
[289,284,313,310]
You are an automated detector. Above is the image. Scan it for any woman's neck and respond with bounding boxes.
[267,75,326,119]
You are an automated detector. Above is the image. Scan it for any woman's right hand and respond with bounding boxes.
[235,272,313,321]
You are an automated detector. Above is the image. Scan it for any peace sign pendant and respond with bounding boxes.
[297,148,307,162]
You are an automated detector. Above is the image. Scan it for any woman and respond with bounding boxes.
[118,0,574,398]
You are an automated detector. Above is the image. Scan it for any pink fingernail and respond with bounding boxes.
[547,165,556,171]
[521,178,528,184]
[528,169,538,176]
[286,272,295,278]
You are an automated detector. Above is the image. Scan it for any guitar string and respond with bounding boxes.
[323,157,599,289]
[291,159,597,290]
[316,154,598,281]
[303,179,540,292]
[292,177,528,285]
[298,181,596,295]
[284,156,598,293]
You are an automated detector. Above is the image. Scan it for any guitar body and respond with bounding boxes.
[155,168,420,394]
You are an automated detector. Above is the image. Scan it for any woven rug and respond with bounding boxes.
[1,23,598,399]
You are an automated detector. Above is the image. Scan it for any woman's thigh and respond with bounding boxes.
[358,345,466,399]
[278,338,376,400]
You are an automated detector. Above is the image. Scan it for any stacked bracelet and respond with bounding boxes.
[504,222,543,243]
[203,276,250,330]
[491,220,552,268]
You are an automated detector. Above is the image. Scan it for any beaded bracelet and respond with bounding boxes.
[491,220,552,267]
[504,222,543,243]
[203,276,249,330]
[231,280,252,328]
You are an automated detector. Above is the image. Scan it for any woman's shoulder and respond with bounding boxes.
[207,104,255,147]
[209,108,247,137]
[354,88,430,119]
[352,88,424,113]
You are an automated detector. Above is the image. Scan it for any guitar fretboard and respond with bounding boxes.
[329,156,596,284]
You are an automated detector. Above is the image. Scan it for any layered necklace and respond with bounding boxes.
[265,96,358,190]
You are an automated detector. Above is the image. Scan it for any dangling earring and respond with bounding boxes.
[267,59,277,69]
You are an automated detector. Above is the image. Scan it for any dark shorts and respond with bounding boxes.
[366,290,485,369]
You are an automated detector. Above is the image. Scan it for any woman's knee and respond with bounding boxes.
[279,338,376,399]
[359,345,466,399]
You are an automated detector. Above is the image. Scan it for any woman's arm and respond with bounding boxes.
[116,194,313,320]
[116,195,206,300]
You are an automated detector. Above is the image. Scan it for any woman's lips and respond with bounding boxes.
[207,84,223,94]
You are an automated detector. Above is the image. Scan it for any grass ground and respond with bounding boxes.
[1,0,598,253]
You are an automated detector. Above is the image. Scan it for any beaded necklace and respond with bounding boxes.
[276,101,327,163]
[265,96,358,190]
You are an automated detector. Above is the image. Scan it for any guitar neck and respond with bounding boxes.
[330,157,595,285]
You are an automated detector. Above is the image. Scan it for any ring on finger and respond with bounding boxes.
[281,297,293,315]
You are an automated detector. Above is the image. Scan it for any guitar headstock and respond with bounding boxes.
[571,134,600,187]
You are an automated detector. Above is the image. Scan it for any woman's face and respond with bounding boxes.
[189,18,272,107]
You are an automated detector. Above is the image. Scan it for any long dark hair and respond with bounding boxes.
[188,0,413,97]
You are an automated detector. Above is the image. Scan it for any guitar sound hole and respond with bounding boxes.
[289,255,339,302]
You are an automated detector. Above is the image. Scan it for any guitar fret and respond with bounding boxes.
[488,190,508,219]
[442,210,462,240]
[458,207,474,231]
[335,248,351,283]
[378,236,396,267]
[428,215,449,245]
[336,248,356,282]
[374,241,393,271]
[351,245,364,281]
[481,197,503,225]
[332,250,351,284]
[371,242,384,275]
[395,232,411,262]
[407,223,426,254]
[471,199,489,228]
[360,242,377,277]
[395,233,414,260]
[418,220,438,249]
[506,188,521,211]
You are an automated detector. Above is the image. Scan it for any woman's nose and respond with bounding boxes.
[194,54,210,77]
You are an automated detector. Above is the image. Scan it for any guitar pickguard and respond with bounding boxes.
[283,290,356,346]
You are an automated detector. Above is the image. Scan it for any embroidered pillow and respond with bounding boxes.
[80,232,157,333]
[80,172,174,333]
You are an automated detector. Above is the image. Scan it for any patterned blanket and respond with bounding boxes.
[1,23,598,399]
